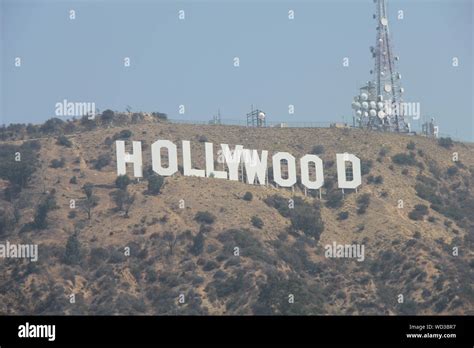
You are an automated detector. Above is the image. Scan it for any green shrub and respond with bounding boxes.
[82,183,93,198]
[81,183,99,220]
[356,193,371,214]
[40,117,64,134]
[243,191,253,201]
[406,141,416,150]
[290,197,324,241]
[80,115,97,130]
[195,211,215,224]
[115,174,131,189]
[447,166,458,176]
[110,189,136,217]
[290,204,324,240]
[415,183,442,205]
[152,112,168,120]
[218,229,273,264]
[0,141,41,191]
[104,137,113,146]
[64,234,81,265]
[251,216,264,229]
[203,260,219,272]
[50,158,65,168]
[190,232,205,256]
[252,273,322,315]
[326,190,344,209]
[379,147,390,157]
[112,129,133,140]
[264,195,292,216]
[338,211,349,220]
[142,165,154,179]
[391,153,417,166]
[264,195,324,240]
[33,194,58,229]
[147,175,164,195]
[101,109,115,123]
[56,135,72,147]
[32,205,47,230]
[94,154,111,170]
[311,145,325,155]
[69,176,77,184]
[0,207,16,236]
[361,159,373,175]
[408,204,429,221]
[438,137,453,149]
[374,175,384,184]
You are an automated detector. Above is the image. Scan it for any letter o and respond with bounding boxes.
[151,140,178,176]
[272,152,297,187]
[300,154,324,189]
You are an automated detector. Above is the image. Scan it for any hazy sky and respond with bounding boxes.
[1,0,473,141]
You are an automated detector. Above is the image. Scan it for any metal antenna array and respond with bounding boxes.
[422,117,439,138]
[352,0,409,133]
[246,105,266,127]
[212,108,221,125]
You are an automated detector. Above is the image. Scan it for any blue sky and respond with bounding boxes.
[1,0,473,141]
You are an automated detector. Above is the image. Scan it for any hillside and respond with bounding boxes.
[0,117,473,315]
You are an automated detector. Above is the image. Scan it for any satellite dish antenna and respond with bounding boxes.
[381,17,388,26]
[384,84,392,92]
[362,102,369,110]
[258,112,266,120]
[360,93,369,101]
[378,111,386,118]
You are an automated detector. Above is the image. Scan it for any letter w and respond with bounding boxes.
[242,149,267,185]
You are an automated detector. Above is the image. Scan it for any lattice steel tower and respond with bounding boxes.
[352,0,410,133]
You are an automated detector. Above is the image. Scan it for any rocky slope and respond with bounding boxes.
[0,117,473,315]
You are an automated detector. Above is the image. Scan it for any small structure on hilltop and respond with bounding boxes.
[247,106,266,127]
[210,109,222,125]
[421,117,439,138]
[330,122,350,129]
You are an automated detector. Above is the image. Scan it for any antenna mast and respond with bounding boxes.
[352,0,409,133]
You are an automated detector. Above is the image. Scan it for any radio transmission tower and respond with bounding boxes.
[352,0,409,133]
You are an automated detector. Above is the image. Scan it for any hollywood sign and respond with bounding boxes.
[115,140,362,189]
